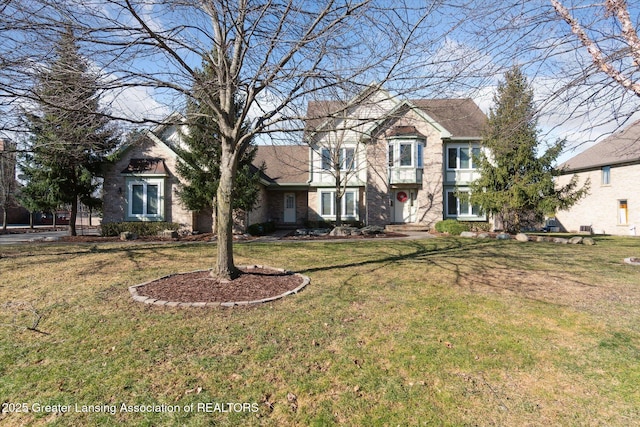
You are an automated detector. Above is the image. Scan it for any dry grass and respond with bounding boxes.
[0,236,639,425]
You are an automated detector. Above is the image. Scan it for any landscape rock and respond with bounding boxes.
[477,233,490,239]
[553,237,569,244]
[460,231,477,238]
[120,231,137,241]
[568,236,583,244]
[535,236,548,243]
[329,226,358,237]
[582,237,596,246]
[43,236,60,242]
[496,233,511,240]
[361,225,385,235]
[310,228,330,236]
[159,229,178,238]
[515,233,529,242]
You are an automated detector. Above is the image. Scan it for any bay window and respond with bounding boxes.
[388,139,425,168]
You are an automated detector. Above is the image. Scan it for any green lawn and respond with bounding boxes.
[1,236,639,426]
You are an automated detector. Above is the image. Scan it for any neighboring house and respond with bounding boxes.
[102,86,487,232]
[555,120,640,235]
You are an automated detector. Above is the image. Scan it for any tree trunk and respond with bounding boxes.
[2,208,6,232]
[52,210,57,229]
[335,171,342,227]
[213,146,239,281]
[68,198,78,236]
[29,211,34,229]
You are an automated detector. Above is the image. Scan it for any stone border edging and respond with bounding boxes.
[128,264,310,308]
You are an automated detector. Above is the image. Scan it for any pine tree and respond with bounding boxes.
[470,66,588,233]
[20,27,118,236]
[175,60,262,229]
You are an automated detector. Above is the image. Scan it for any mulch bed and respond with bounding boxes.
[135,267,304,303]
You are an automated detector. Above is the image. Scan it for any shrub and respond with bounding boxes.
[246,221,276,236]
[101,221,180,237]
[461,221,491,232]
[434,219,470,236]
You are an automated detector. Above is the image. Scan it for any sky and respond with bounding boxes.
[4,0,640,165]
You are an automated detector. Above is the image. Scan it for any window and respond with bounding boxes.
[447,147,458,169]
[619,200,628,225]
[128,180,162,218]
[321,148,331,170]
[446,189,482,218]
[388,144,394,167]
[400,143,412,166]
[460,147,470,169]
[319,190,358,218]
[417,143,424,168]
[447,145,480,170]
[602,166,611,185]
[321,192,333,216]
[321,147,355,171]
[340,148,355,171]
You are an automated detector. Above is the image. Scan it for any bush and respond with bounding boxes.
[461,221,491,232]
[246,221,276,236]
[434,219,470,236]
[101,221,180,237]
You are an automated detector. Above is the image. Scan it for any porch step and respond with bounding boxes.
[385,224,431,233]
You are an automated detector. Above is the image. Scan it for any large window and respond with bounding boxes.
[319,190,358,218]
[447,145,481,170]
[321,147,355,171]
[128,180,162,219]
[446,189,482,218]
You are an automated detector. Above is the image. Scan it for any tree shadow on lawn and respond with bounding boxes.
[298,238,631,317]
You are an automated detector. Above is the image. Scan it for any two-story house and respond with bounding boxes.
[102,86,487,231]
[304,86,486,228]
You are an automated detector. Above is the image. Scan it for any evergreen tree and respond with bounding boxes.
[470,66,588,233]
[175,60,262,227]
[20,27,118,236]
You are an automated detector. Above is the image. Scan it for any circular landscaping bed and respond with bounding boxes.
[129,265,310,307]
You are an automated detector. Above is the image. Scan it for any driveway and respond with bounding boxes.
[0,226,99,245]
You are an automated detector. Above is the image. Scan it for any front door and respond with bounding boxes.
[393,190,415,223]
[284,193,296,223]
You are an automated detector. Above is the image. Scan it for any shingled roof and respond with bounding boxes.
[561,120,640,172]
[254,145,309,185]
[306,97,486,139]
[410,99,486,139]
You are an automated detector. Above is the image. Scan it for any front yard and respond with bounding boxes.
[1,236,639,425]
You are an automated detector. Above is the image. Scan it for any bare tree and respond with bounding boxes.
[0,1,505,280]
[551,0,640,97]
